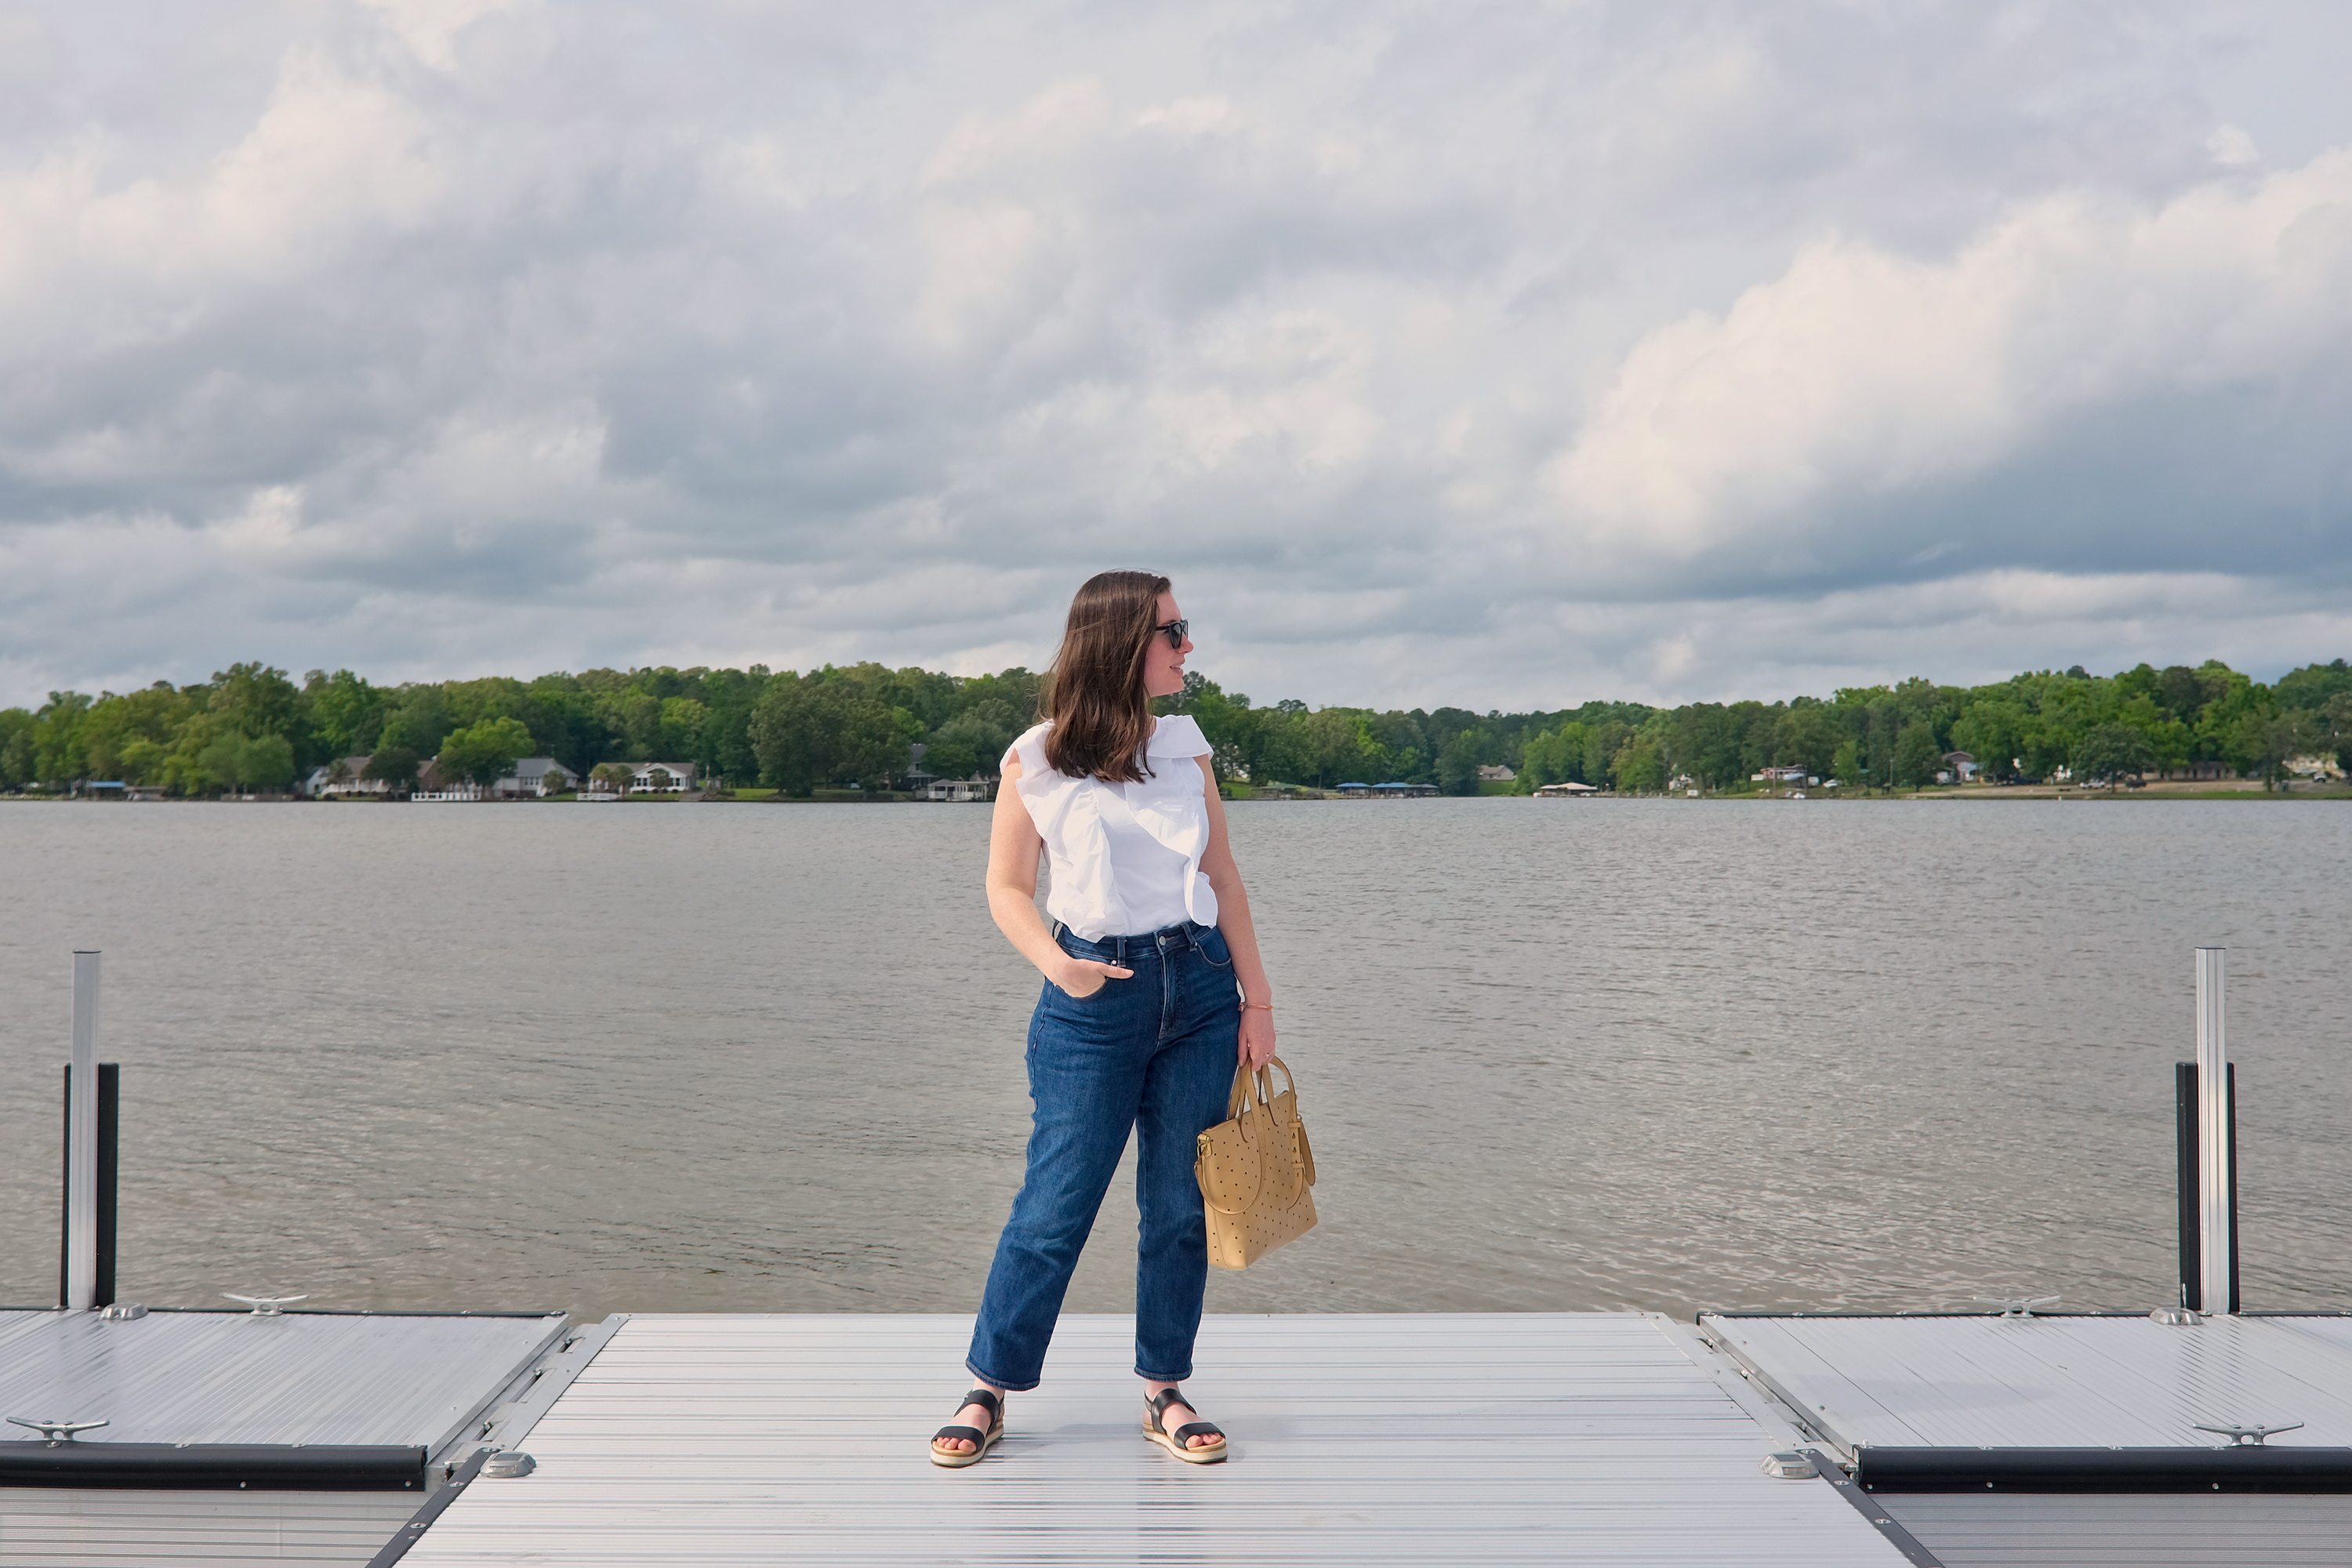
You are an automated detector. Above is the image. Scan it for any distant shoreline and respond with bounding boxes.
[10,783,2347,806]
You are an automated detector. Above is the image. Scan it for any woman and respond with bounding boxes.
[931,571,1279,1468]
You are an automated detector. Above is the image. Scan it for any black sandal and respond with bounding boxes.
[930,1388,1004,1468]
[1142,1387,1227,1464]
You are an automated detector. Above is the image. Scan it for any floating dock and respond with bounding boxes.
[0,1306,593,1568]
[12,1309,2352,1565]
[398,1312,1926,1566]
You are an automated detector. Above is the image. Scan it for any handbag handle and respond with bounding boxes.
[1200,1071,1266,1216]
[1226,1056,1299,1119]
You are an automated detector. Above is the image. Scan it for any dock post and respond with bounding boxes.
[64,951,100,1311]
[2194,947,2238,1314]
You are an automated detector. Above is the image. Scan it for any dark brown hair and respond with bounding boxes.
[1041,570,1170,783]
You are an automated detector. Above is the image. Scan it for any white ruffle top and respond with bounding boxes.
[1004,715,1218,940]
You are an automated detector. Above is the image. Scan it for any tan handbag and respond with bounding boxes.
[1195,1057,1318,1270]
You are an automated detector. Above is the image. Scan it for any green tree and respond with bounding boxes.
[657,696,708,760]
[1775,703,1840,782]
[922,739,979,780]
[82,684,194,782]
[207,663,310,766]
[32,691,94,788]
[1436,730,1484,795]
[1828,738,1864,789]
[196,730,296,793]
[0,708,37,789]
[750,677,902,796]
[931,702,1022,778]
[306,670,385,758]
[1611,735,1664,793]
[364,747,423,794]
[2071,723,2158,789]
[1893,721,1944,789]
[438,717,535,786]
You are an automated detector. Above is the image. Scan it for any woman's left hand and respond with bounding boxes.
[1239,1005,1276,1071]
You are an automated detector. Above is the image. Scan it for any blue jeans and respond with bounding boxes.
[967,920,1241,1391]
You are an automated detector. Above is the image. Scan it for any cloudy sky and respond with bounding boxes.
[4,1,2350,711]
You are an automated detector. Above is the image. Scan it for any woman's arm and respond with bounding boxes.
[985,754,1134,998]
[1196,757,1277,1069]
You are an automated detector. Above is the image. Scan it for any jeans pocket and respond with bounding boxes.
[1196,927,1233,968]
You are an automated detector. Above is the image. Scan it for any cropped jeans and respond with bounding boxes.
[967,920,1241,1391]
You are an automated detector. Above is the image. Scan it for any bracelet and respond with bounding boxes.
[1241,1000,1274,1011]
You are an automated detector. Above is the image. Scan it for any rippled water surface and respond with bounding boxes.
[2,797,2347,1323]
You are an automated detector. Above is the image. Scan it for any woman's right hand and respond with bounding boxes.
[1054,957,1134,998]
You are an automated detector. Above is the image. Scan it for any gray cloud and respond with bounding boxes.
[3,0,2350,710]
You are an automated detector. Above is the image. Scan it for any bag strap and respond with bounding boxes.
[1257,1057,1297,1109]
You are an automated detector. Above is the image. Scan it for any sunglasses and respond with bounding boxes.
[1154,618,1189,651]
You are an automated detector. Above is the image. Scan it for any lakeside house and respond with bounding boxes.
[303,756,396,798]
[1938,750,1980,784]
[411,760,484,802]
[926,776,993,802]
[495,757,580,798]
[583,761,699,797]
[1476,764,1515,782]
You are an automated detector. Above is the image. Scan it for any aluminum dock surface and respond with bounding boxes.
[1702,1312,2352,1567]
[0,1308,575,1568]
[402,1312,1923,1566]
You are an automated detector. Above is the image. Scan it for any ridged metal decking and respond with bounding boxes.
[0,1308,568,1451]
[404,1312,1918,1566]
[1701,1312,2352,1450]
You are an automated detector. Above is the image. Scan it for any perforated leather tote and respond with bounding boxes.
[1194,1058,1317,1270]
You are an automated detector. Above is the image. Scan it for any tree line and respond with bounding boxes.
[1,655,2346,798]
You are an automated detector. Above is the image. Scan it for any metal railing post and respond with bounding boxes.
[2194,947,2234,1315]
[65,951,100,1311]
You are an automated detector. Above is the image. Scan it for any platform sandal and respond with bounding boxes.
[930,1388,1004,1468]
[1142,1388,1227,1464]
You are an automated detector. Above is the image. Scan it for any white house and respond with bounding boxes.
[926,776,993,802]
[495,758,580,798]
[632,762,697,793]
[305,756,395,798]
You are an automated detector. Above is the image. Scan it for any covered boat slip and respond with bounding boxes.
[401,1312,1925,1566]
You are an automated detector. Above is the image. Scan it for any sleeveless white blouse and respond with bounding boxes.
[1004,715,1218,940]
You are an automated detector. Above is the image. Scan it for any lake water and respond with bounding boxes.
[1,797,2347,1326]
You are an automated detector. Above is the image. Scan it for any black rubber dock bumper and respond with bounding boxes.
[0,1441,430,1490]
[1856,1445,2352,1494]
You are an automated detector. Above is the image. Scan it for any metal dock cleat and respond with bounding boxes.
[223,1293,308,1316]
[2192,1421,2303,1446]
[1973,1294,2060,1319]
[7,1416,108,1445]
